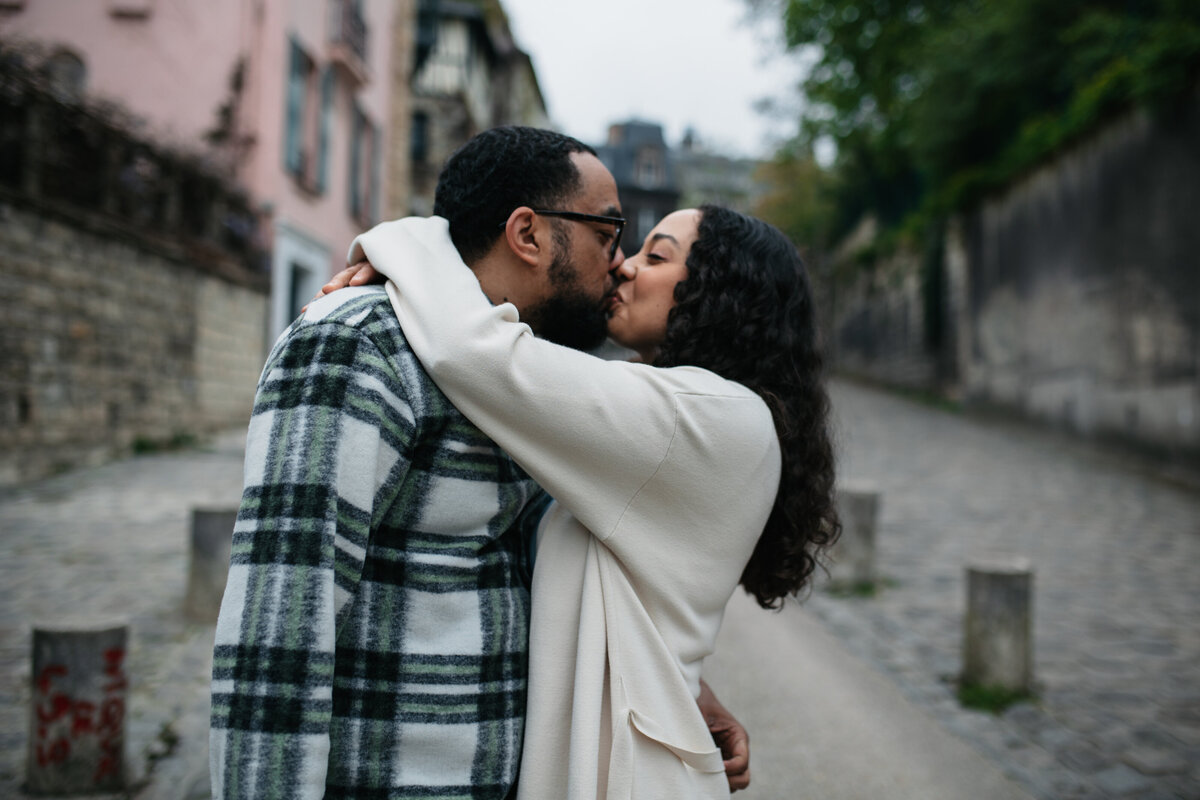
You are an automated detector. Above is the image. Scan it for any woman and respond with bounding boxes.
[340,205,839,798]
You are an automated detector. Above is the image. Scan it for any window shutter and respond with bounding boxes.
[284,39,305,175]
[316,66,334,194]
[369,121,381,224]
[349,106,363,219]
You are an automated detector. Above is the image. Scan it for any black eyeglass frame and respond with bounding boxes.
[497,209,626,261]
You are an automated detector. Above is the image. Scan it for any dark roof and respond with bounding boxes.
[594,121,677,190]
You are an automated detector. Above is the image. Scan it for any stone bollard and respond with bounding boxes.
[27,624,129,794]
[184,508,237,623]
[829,486,880,590]
[962,558,1034,692]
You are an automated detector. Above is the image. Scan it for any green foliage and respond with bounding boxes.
[770,0,1200,249]
[752,145,836,248]
[957,682,1034,714]
[825,579,880,598]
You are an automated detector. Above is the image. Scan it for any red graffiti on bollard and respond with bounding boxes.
[32,647,127,784]
[33,664,72,768]
[95,647,126,783]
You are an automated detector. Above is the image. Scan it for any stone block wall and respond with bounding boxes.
[194,277,270,429]
[826,93,1199,462]
[954,100,1199,459]
[0,201,269,485]
[827,248,939,390]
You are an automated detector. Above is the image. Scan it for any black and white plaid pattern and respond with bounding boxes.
[211,287,540,800]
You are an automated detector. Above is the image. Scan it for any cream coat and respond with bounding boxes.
[350,218,781,800]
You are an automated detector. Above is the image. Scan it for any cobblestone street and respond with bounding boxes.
[805,380,1200,799]
[0,379,1197,799]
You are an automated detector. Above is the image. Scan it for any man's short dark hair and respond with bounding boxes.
[433,126,597,263]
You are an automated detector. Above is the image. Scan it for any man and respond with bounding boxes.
[210,126,745,799]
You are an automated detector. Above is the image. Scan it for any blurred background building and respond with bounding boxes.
[593,120,768,255]
[1,0,405,337]
[408,0,548,215]
[0,0,551,484]
[594,120,679,250]
[673,126,766,214]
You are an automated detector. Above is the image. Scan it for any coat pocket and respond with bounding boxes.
[606,707,728,800]
[626,707,725,774]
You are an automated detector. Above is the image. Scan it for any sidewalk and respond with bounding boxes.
[1,377,1197,799]
[705,592,1036,799]
[0,430,247,800]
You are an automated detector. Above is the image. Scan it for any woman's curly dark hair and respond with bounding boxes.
[653,205,841,609]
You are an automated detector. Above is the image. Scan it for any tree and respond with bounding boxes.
[767,0,1200,244]
[753,144,835,251]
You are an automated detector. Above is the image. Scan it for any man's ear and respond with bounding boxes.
[501,207,546,268]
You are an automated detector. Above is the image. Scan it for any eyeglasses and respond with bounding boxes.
[498,209,626,261]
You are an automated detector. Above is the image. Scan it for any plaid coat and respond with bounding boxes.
[210,287,542,800]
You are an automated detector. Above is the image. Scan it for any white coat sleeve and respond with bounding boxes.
[349,216,710,541]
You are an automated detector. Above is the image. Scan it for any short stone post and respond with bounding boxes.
[829,486,880,590]
[184,508,237,623]
[962,558,1034,692]
[27,624,129,794]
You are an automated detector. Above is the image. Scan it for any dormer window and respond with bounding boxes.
[636,148,664,188]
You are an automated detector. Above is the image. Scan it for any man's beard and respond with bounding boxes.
[522,244,611,351]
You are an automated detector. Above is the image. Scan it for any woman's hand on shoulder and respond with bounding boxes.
[301,261,384,311]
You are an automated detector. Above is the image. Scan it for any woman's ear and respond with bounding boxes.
[501,207,544,268]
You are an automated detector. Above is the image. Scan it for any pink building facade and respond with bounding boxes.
[1,0,401,339]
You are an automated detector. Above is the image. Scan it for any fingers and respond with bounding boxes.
[722,735,748,771]
[322,264,363,294]
[722,732,750,790]
[710,720,750,792]
[303,262,381,313]
[348,261,380,285]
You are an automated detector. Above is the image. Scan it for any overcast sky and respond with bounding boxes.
[499,0,809,159]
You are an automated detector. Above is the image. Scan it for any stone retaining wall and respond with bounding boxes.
[0,200,268,485]
[828,93,1200,462]
[955,103,1200,459]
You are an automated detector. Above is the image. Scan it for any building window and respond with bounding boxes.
[350,104,379,226]
[411,111,429,163]
[329,0,368,63]
[636,148,664,188]
[284,39,332,193]
[638,209,658,242]
[289,262,313,324]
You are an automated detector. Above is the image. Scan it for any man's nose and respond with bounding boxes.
[610,251,634,281]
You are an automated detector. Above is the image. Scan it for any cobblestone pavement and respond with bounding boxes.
[0,431,246,800]
[807,379,1200,800]
[1,379,1197,799]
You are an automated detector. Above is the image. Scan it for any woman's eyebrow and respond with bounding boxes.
[649,233,679,246]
